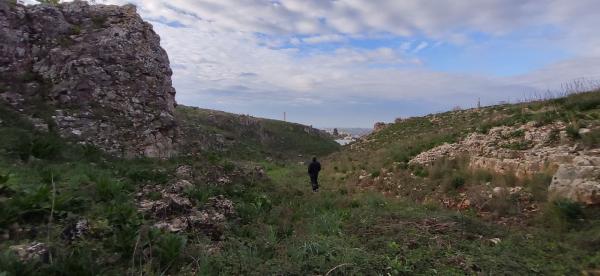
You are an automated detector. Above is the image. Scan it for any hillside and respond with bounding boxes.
[176,105,340,160]
[1,1,599,275]
[2,94,600,274]
[326,90,600,207]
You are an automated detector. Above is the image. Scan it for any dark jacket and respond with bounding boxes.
[308,161,321,176]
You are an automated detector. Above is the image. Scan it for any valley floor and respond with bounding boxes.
[198,163,599,275]
[1,157,599,275]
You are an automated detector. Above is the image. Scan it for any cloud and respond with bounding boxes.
[21,0,600,127]
[412,42,429,54]
[302,34,347,44]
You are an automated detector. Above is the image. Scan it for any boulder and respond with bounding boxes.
[9,242,49,263]
[549,156,600,205]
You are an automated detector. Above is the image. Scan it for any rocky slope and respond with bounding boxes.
[327,91,600,209]
[410,121,600,205]
[0,1,177,158]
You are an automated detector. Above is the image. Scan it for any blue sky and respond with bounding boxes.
[29,0,600,127]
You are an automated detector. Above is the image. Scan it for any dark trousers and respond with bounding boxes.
[310,174,319,191]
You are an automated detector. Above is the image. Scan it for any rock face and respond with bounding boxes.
[549,156,600,205]
[410,121,600,204]
[410,122,574,177]
[0,1,178,158]
[373,122,389,132]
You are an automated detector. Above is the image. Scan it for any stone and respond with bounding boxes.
[0,1,178,158]
[373,122,388,132]
[579,128,591,135]
[61,218,89,242]
[548,157,600,205]
[9,242,49,262]
[170,179,193,193]
[409,122,578,178]
[175,165,193,180]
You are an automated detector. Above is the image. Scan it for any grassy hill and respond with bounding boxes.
[1,93,599,275]
[328,90,600,175]
[176,106,340,160]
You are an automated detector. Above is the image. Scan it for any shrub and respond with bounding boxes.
[31,134,63,160]
[222,161,236,173]
[553,199,584,222]
[95,176,125,201]
[563,91,600,111]
[0,173,8,185]
[126,168,168,184]
[450,175,466,189]
[154,232,187,269]
[539,198,585,231]
[565,125,581,139]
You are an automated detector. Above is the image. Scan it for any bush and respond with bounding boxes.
[540,199,585,231]
[31,134,63,160]
[563,91,600,111]
[450,175,466,189]
[154,232,187,270]
[565,125,581,139]
[553,199,584,222]
[95,176,125,201]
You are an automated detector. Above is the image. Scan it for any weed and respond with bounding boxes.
[153,232,187,270]
[95,175,125,201]
[565,124,581,139]
[31,134,63,160]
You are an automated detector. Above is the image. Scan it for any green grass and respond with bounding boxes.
[176,105,340,161]
[1,91,600,274]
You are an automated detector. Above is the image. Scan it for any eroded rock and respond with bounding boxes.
[9,242,49,263]
[0,1,178,158]
[549,156,600,205]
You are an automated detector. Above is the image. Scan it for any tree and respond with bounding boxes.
[333,128,339,136]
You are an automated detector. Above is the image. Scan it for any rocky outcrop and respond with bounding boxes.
[410,121,600,204]
[410,122,574,177]
[137,165,237,239]
[549,155,600,205]
[373,122,389,132]
[0,1,178,158]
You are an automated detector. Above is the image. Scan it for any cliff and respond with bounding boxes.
[0,1,178,158]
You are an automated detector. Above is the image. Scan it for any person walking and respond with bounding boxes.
[308,157,321,192]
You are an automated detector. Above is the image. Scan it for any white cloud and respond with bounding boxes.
[22,0,600,126]
[412,42,429,54]
[302,34,347,44]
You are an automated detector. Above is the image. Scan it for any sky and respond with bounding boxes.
[27,0,600,127]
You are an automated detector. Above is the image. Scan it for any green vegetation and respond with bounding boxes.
[1,92,599,274]
[35,0,60,5]
[176,105,340,161]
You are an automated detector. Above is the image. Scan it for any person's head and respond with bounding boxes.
[312,157,317,162]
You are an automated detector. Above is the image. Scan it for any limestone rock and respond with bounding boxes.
[175,165,193,180]
[549,156,600,205]
[409,122,571,177]
[373,122,388,132]
[0,1,178,158]
[9,242,49,263]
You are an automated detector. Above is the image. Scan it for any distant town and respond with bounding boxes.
[322,128,372,145]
